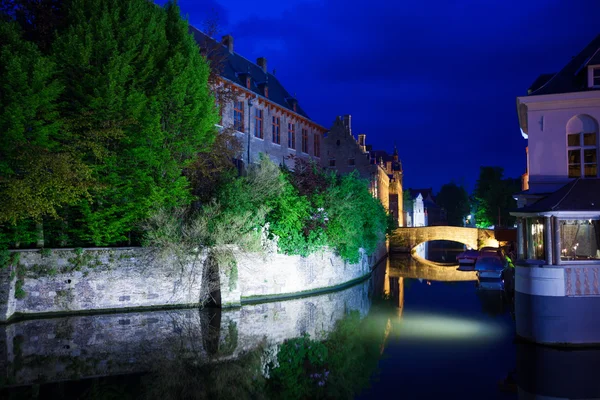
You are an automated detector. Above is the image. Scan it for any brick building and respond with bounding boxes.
[189,28,326,169]
[322,115,404,227]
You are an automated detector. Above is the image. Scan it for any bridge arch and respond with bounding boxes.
[390,226,499,252]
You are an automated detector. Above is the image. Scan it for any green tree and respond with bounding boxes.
[49,0,218,245]
[435,182,470,226]
[0,20,93,227]
[472,167,520,228]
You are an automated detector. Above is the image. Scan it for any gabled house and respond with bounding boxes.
[322,115,404,227]
[189,29,327,169]
[403,189,446,227]
[511,34,600,346]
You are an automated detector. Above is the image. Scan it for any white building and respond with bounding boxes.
[512,34,600,346]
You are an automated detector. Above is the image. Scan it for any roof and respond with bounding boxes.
[516,178,600,213]
[408,188,435,201]
[188,26,310,119]
[369,149,402,171]
[527,73,555,94]
[528,34,600,96]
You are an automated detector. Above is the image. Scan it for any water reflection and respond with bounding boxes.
[517,343,600,399]
[3,254,599,399]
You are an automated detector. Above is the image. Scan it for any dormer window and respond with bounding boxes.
[588,65,600,88]
[265,86,269,98]
[246,76,251,89]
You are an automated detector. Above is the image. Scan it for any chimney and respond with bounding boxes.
[358,134,366,146]
[342,114,352,135]
[358,134,366,153]
[222,35,234,53]
[257,57,267,73]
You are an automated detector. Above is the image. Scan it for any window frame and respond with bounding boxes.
[301,128,308,153]
[254,108,263,139]
[567,131,597,178]
[588,65,600,88]
[558,217,600,263]
[313,133,320,157]
[288,122,296,149]
[272,116,281,145]
[233,100,244,132]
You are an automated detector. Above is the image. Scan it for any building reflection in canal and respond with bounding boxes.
[2,253,600,399]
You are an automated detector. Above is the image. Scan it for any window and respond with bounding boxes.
[590,66,600,87]
[560,219,600,260]
[329,159,336,167]
[568,132,597,178]
[525,218,545,260]
[246,76,251,89]
[301,129,308,153]
[254,109,263,139]
[314,133,320,157]
[272,116,280,144]
[288,122,296,149]
[348,158,355,166]
[233,100,244,132]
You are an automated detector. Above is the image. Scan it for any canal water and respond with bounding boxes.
[1,244,598,399]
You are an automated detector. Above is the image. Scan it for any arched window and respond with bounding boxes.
[566,114,598,178]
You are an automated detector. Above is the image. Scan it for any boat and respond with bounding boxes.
[456,249,479,271]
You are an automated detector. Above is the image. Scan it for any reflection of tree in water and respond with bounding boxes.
[2,300,395,400]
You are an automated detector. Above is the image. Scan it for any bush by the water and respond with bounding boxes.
[144,156,389,263]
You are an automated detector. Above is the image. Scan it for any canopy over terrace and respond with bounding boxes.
[511,178,600,265]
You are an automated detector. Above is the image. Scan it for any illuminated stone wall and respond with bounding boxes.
[0,241,387,322]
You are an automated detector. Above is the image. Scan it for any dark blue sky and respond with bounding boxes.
[160,0,600,193]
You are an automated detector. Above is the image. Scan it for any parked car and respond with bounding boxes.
[456,249,479,271]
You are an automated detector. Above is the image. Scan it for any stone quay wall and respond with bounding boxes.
[0,241,387,322]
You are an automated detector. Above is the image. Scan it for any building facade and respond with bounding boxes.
[190,29,327,170]
[403,189,446,227]
[321,115,404,227]
[511,34,600,345]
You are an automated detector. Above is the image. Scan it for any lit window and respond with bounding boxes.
[313,133,320,157]
[254,109,263,139]
[525,218,545,260]
[272,116,280,144]
[301,128,308,153]
[246,76,251,89]
[288,122,296,149]
[560,219,600,260]
[568,132,597,178]
[233,100,244,132]
[329,159,336,167]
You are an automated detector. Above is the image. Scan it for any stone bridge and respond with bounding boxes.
[389,226,501,252]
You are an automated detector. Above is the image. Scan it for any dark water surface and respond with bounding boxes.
[2,248,599,399]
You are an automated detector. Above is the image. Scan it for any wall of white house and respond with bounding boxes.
[523,92,600,194]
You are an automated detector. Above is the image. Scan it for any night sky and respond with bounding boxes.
[158,0,600,193]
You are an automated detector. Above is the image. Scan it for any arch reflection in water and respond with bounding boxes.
[517,343,600,400]
[376,256,509,344]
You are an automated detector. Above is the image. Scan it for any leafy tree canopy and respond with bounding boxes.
[435,182,470,226]
[472,166,520,228]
